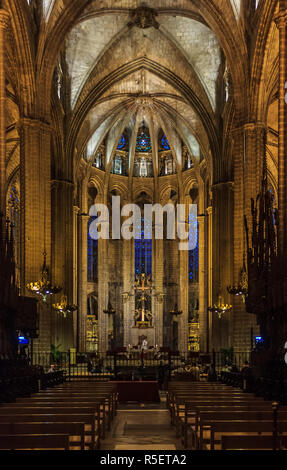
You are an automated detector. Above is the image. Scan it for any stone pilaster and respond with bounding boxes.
[97,238,109,352]
[50,179,74,350]
[18,118,52,352]
[122,238,133,346]
[73,206,80,348]
[19,118,52,288]
[0,10,9,215]
[211,182,234,351]
[207,206,213,352]
[275,5,287,255]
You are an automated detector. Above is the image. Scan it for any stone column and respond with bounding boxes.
[77,213,89,352]
[0,10,9,216]
[232,123,265,352]
[275,3,287,255]
[178,200,189,353]
[154,238,164,347]
[211,182,234,351]
[19,118,52,352]
[51,179,74,350]
[97,238,109,352]
[73,206,80,348]
[207,206,213,352]
[198,214,208,352]
[122,238,133,346]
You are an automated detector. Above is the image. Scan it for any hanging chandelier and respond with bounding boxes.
[26,251,62,302]
[227,263,248,303]
[103,301,116,315]
[52,295,77,318]
[208,296,232,319]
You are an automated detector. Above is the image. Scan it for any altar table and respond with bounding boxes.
[112,381,160,403]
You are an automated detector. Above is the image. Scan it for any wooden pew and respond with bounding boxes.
[172,396,266,430]
[0,422,85,450]
[44,384,118,416]
[0,414,98,449]
[179,400,270,448]
[15,397,110,435]
[167,381,287,450]
[0,406,99,447]
[196,410,287,449]
[201,420,287,450]
[31,390,116,420]
[221,434,287,450]
[167,381,271,448]
[0,434,70,450]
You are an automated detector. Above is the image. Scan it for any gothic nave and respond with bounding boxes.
[0,0,287,454]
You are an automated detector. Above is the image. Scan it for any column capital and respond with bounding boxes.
[197,214,206,223]
[17,118,51,135]
[243,122,266,132]
[73,205,80,215]
[79,213,90,221]
[231,122,266,135]
[0,10,10,31]
[206,206,213,216]
[274,10,287,29]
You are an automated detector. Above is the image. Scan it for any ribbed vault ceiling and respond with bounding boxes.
[66,13,221,111]
[63,5,224,178]
[83,97,202,177]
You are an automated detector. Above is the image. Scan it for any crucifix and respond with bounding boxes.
[134,273,153,326]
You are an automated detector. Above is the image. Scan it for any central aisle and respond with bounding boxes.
[101,406,181,450]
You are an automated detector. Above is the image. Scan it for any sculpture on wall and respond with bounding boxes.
[128,6,159,30]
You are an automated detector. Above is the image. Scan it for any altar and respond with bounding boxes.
[130,329,155,349]
[111,381,160,403]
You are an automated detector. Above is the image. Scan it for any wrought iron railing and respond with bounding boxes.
[28,350,251,381]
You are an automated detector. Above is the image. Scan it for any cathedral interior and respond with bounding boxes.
[1,0,287,453]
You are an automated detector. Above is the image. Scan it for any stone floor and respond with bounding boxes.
[101,394,182,450]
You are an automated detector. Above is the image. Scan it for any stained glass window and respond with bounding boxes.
[88,216,98,282]
[135,218,152,276]
[117,134,126,150]
[136,128,152,152]
[188,213,199,282]
[161,134,170,150]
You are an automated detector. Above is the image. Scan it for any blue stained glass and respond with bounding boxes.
[188,213,199,282]
[117,134,126,150]
[88,216,98,282]
[161,135,170,150]
[136,131,152,152]
[135,218,152,276]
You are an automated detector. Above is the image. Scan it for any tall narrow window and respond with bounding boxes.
[139,158,148,177]
[112,155,123,175]
[161,134,170,150]
[117,134,126,150]
[88,216,98,282]
[189,213,199,282]
[135,217,152,276]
